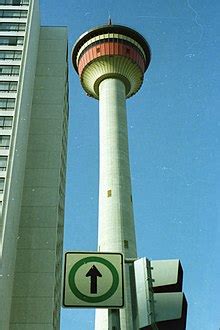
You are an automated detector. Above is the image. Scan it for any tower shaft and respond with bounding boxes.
[95,78,137,329]
[98,78,136,257]
[72,23,151,329]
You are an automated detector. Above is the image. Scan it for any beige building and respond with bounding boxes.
[0,0,68,329]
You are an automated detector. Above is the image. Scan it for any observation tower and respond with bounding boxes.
[72,22,151,329]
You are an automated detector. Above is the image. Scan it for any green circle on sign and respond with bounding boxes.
[68,256,119,303]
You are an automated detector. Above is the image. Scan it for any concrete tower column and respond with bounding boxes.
[98,78,136,256]
[96,78,137,328]
[72,23,151,329]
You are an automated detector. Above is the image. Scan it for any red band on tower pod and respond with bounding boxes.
[78,41,145,76]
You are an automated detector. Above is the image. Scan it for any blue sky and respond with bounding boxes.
[40,0,220,329]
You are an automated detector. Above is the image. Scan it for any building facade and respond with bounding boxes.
[0,0,68,329]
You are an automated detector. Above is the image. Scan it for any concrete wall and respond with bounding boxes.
[9,26,68,330]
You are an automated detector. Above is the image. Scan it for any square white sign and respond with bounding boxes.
[63,252,124,308]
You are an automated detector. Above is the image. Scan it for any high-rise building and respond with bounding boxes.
[0,1,68,329]
[72,23,150,329]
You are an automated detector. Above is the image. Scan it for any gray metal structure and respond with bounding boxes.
[134,258,187,329]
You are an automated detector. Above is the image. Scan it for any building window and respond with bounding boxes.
[0,98,15,110]
[124,240,129,248]
[0,116,13,129]
[107,189,112,197]
[0,178,4,194]
[0,10,27,18]
[0,23,26,32]
[0,82,17,92]
[0,65,20,76]
[0,156,7,171]
[0,51,22,61]
[0,0,29,5]
[0,36,24,46]
[0,135,10,149]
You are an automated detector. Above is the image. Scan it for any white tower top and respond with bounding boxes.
[72,23,151,99]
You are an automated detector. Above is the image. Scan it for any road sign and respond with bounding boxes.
[63,252,124,308]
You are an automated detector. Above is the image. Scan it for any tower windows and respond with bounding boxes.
[0,23,26,32]
[0,135,10,149]
[0,178,4,194]
[0,81,17,92]
[0,10,28,18]
[124,240,129,249]
[0,116,13,128]
[0,156,7,171]
[0,50,22,60]
[0,0,29,5]
[0,65,20,76]
[0,36,24,46]
[0,98,15,110]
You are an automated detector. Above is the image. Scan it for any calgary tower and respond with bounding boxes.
[72,22,151,329]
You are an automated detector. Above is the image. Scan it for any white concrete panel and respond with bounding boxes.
[33,89,65,105]
[10,297,54,324]
[10,324,53,330]
[13,272,55,297]
[20,206,58,228]
[27,133,61,151]
[31,104,64,119]
[34,76,66,90]
[28,118,62,135]
[0,149,9,156]
[37,50,67,64]
[23,169,59,187]
[0,92,17,98]
[22,187,59,206]
[38,38,67,51]
[25,151,61,169]
[0,19,27,24]
[16,227,56,250]
[39,27,67,40]
[15,249,56,273]
[35,63,66,77]
[0,46,23,51]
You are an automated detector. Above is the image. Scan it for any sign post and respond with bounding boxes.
[63,252,124,308]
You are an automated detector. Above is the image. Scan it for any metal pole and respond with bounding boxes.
[108,309,120,329]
